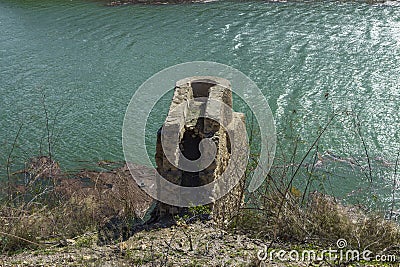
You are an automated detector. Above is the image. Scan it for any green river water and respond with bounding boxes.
[0,0,399,212]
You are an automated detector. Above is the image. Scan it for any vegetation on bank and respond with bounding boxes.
[0,161,400,266]
[1,151,399,266]
[1,93,399,266]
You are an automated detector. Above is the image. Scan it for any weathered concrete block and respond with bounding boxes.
[155,76,246,223]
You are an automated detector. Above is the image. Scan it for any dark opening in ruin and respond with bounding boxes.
[191,81,215,98]
[180,130,202,187]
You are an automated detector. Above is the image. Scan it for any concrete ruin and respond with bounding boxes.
[155,76,247,222]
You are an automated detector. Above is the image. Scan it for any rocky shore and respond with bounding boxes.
[2,218,399,266]
[0,219,331,267]
[0,220,263,266]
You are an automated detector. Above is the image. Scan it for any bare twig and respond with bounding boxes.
[267,114,337,252]
[6,122,24,201]
[0,230,42,247]
[353,113,373,183]
[161,226,179,267]
[301,145,319,206]
[181,227,193,251]
[40,91,52,162]
[389,148,400,220]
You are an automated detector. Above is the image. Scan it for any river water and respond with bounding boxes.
[1,0,399,211]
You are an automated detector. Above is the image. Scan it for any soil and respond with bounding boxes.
[0,220,302,267]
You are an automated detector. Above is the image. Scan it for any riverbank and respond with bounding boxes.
[1,157,399,266]
[0,220,269,266]
[1,219,399,266]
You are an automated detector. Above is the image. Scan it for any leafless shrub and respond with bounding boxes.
[230,109,400,257]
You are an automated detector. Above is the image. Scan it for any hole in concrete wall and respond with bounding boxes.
[191,82,215,98]
[180,130,202,187]
[180,130,201,161]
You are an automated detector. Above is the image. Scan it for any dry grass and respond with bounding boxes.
[0,159,154,254]
[1,155,399,263]
[228,111,400,260]
[0,200,95,253]
[233,184,400,257]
